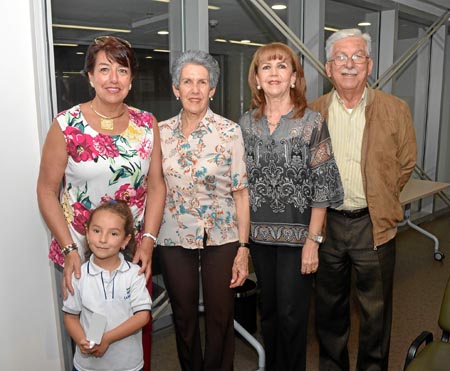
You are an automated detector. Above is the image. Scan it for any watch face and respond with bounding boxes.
[308,233,324,243]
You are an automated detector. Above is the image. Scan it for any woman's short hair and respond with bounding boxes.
[171,50,220,89]
[325,28,372,61]
[83,36,138,78]
[248,42,307,120]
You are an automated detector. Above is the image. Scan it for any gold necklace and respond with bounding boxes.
[266,105,294,128]
[90,101,126,130]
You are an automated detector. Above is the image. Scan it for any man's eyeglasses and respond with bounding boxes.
[94,36,131,48]
[329,54,369,66]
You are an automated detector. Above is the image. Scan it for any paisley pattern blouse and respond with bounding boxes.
[48,104,155,266]
[158,109,248,249]
[239,108,344,246]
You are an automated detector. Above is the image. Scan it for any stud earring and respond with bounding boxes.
[175,96,180,101]
[256,85,261,90]
[291,83,295,88]
[210,97,213,101]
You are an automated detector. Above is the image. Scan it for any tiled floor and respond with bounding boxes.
[151,213,450,370]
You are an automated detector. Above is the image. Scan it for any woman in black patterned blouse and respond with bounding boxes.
[239,42,344,371]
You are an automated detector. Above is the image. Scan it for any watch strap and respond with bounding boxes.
[307,232,324,243]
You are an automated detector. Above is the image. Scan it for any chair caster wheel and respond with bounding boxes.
[434,251,445,261]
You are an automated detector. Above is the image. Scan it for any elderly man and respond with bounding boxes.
[310,29,417,371]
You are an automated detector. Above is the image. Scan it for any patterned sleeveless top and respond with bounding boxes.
[48,104,155,266]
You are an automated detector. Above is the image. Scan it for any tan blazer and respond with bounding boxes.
[310,88,417,247]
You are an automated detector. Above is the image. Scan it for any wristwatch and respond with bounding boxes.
[307,232,324,244]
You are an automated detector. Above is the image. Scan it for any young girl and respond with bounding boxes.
[63,200,152,371]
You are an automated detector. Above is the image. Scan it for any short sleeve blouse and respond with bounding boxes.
[158,109,248,249]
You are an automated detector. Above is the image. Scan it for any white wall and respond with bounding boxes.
[0,0,62,369]
[0,1,447,369]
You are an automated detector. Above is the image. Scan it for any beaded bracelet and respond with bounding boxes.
[142,232,158,245]
[61,242,78,256]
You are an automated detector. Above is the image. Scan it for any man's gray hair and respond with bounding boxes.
[171,50,220,88]
[325,28,372,61]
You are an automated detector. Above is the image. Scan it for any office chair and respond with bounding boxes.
[403,275,450,370]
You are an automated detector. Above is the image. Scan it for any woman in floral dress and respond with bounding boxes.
[37,36,165,371]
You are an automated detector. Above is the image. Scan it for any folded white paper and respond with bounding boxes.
[86,312,107,348]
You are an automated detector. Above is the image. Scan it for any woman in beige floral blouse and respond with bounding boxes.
[157,50,250,371]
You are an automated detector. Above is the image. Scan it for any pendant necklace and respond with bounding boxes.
[266,105,293,128]
[90,101,126,130]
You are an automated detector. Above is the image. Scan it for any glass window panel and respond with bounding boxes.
[51,0,174,120]
[208,0,287,122]
[439,37,450,186]
[392,17,432,172]
[325,0,380,87]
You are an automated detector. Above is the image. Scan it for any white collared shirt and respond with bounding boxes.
[63,253,151,371]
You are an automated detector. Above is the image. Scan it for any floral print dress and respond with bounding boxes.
[48,104,155,266]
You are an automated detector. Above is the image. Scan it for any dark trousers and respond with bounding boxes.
[158,242,238,371]
[251,242,313,371]
[315,212,396,371]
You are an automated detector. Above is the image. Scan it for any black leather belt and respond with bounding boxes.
[328,207,369,219]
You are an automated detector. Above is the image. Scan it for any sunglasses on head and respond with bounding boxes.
[94,36,131,48]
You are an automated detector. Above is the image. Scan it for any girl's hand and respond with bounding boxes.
[77,339,93,355]
[90,339,110,358]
